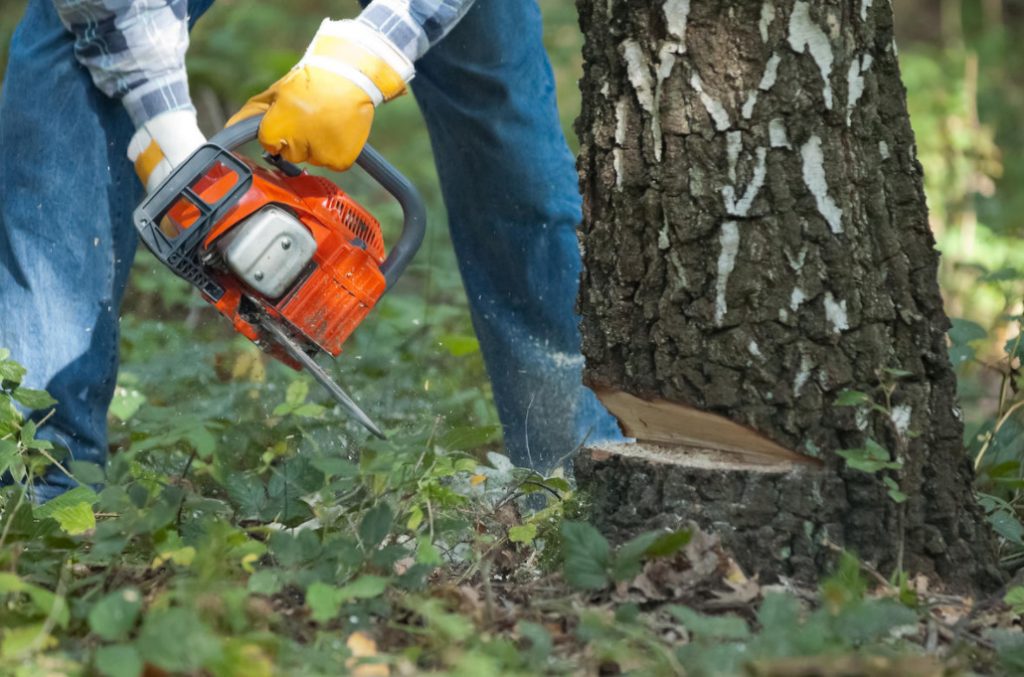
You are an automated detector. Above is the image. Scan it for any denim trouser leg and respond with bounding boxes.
[0,0,214,501]
[407,0,623,473]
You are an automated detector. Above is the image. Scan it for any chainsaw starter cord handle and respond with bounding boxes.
[209,115,426,291]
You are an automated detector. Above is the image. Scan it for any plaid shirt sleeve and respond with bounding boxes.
[52,0,192,128]
[357,0,477,61]
[51,0,474,129]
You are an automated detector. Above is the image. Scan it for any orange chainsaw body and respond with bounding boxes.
[134,116,425,436]
[163,159,387,366]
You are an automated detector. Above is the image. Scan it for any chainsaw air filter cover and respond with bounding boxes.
[217,205,317,299]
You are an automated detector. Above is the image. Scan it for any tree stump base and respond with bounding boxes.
[575,442,845,584]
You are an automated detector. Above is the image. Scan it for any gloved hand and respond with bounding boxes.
[127,110,207,193]
[227,19,414,171]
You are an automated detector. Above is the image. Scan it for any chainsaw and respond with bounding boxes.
[132,115,426,438]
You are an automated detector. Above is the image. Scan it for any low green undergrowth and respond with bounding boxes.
[2,297,1023,675]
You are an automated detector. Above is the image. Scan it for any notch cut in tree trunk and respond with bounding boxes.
[573,0,1002,592]
[595,388,822,467]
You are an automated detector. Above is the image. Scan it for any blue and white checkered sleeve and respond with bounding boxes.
[357,0,477,62]
[51,0,193,127]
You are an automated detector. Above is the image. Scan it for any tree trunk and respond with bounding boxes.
[574,0,1002,591]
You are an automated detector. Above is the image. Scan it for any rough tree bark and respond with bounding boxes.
[573,0,1003,591]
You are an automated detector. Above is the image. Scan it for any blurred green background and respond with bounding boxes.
[2,1,1024,498]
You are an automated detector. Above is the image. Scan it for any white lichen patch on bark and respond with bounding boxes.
[800,135,843,234]
[769,118,791,148]
[714,221,741,325]
[891,404,913,437]
[785,246,807,272]
[855,407,869,431]
[723,147,767,217]
[823,292,849,333]
[788,1,835,109]
[613,96,630,188]
[658,224,670,250]
[759,1,776,42]
[742,53,781,119]
[663,0,691,47]
[845,54,873,126]
[620,39,655,115]
[691,73,731,131]
[790,287,807,311]
[748,340,762,358]
[860,0,873,21]
[727,131,742,183]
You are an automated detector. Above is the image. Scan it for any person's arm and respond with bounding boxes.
[356,0,477,61]
[51,1,204,190]
[229,0,477,171]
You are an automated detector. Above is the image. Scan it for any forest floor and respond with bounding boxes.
[2,294,1024,675]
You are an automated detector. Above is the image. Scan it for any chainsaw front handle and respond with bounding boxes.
[208,115,426,291]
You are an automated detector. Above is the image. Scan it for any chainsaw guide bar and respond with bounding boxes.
[132,115,426,438]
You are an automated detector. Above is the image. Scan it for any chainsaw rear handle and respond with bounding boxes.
[209,115,426,290]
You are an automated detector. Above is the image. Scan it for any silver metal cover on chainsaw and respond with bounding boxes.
[216,205,317,299]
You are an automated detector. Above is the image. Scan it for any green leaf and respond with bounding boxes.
[88,588,143,641]
[306,581,344,623]
[837,439,902,473]
[285,379,309,406]
[337,574,390,601]
[0,439,18,477]
[948,318,987,365]
[1005,586,1024,615]
[508,524,538,544]
[669,605,750,640]
[109,387,146,422]
[136,608,221,672]
[949,318,987,345]
[226,473,268,518]
[438,333,480,357]
[560,521,610,590]
[247,569,284,596]
[405,597,474,642]
[34,486,98,535]
[883,476,908,503]
[359,502,394,549]
[68,460,105,485]
[0,573,69,627]
[0,356,26,384]
[987,504,1024,546]
[95,644,143,677]
[835,390,872,407]
[306,576,389,623]
[416,536,442,566]
[644,529,692,558]
[311,457,359,479]
[821,551,868,606]
[12,387,56,410]
[612,530,663,581]
[186,426,217,458]
[833,599,917,643]
[516,621,553,666]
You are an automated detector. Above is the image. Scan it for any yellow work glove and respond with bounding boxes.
[127,110,207,193]
[228,19,414,171]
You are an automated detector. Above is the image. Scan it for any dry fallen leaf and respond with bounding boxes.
[346,631,389,677]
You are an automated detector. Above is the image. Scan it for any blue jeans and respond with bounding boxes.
[0,0,621,501]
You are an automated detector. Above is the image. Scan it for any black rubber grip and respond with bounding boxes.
[209,115,426,290]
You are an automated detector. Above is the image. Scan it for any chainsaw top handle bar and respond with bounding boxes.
[209,115,426,291]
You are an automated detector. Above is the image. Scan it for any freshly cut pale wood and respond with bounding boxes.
[595,388,821,467]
